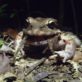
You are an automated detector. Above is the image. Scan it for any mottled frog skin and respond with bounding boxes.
[49,32,81,62]
[24,17,81,63]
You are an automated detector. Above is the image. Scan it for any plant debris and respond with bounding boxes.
[0,17,82,82]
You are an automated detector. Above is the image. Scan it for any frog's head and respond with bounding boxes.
[23,17,61,45]
[24,17,61,36]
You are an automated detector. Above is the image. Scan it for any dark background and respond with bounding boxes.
[0,0,82,36]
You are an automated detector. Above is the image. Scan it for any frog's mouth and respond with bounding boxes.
[23,27,61,46]
[26,34,56,46]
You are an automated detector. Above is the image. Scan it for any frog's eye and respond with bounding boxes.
[47,22,55,29]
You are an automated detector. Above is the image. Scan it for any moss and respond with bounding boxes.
[0,39,4,48]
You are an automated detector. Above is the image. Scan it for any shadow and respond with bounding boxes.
[24,45,52,59]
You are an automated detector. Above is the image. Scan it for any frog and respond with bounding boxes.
[23,17,82,74]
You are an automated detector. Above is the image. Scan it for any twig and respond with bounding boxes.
[25,58,46,75]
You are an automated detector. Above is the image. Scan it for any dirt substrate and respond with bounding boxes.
[0,50,82,82]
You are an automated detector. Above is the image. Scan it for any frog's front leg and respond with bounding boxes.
[63,55,69,63]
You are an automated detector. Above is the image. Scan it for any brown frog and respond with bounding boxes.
[23,17,81,63]
[3,17,81,74]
